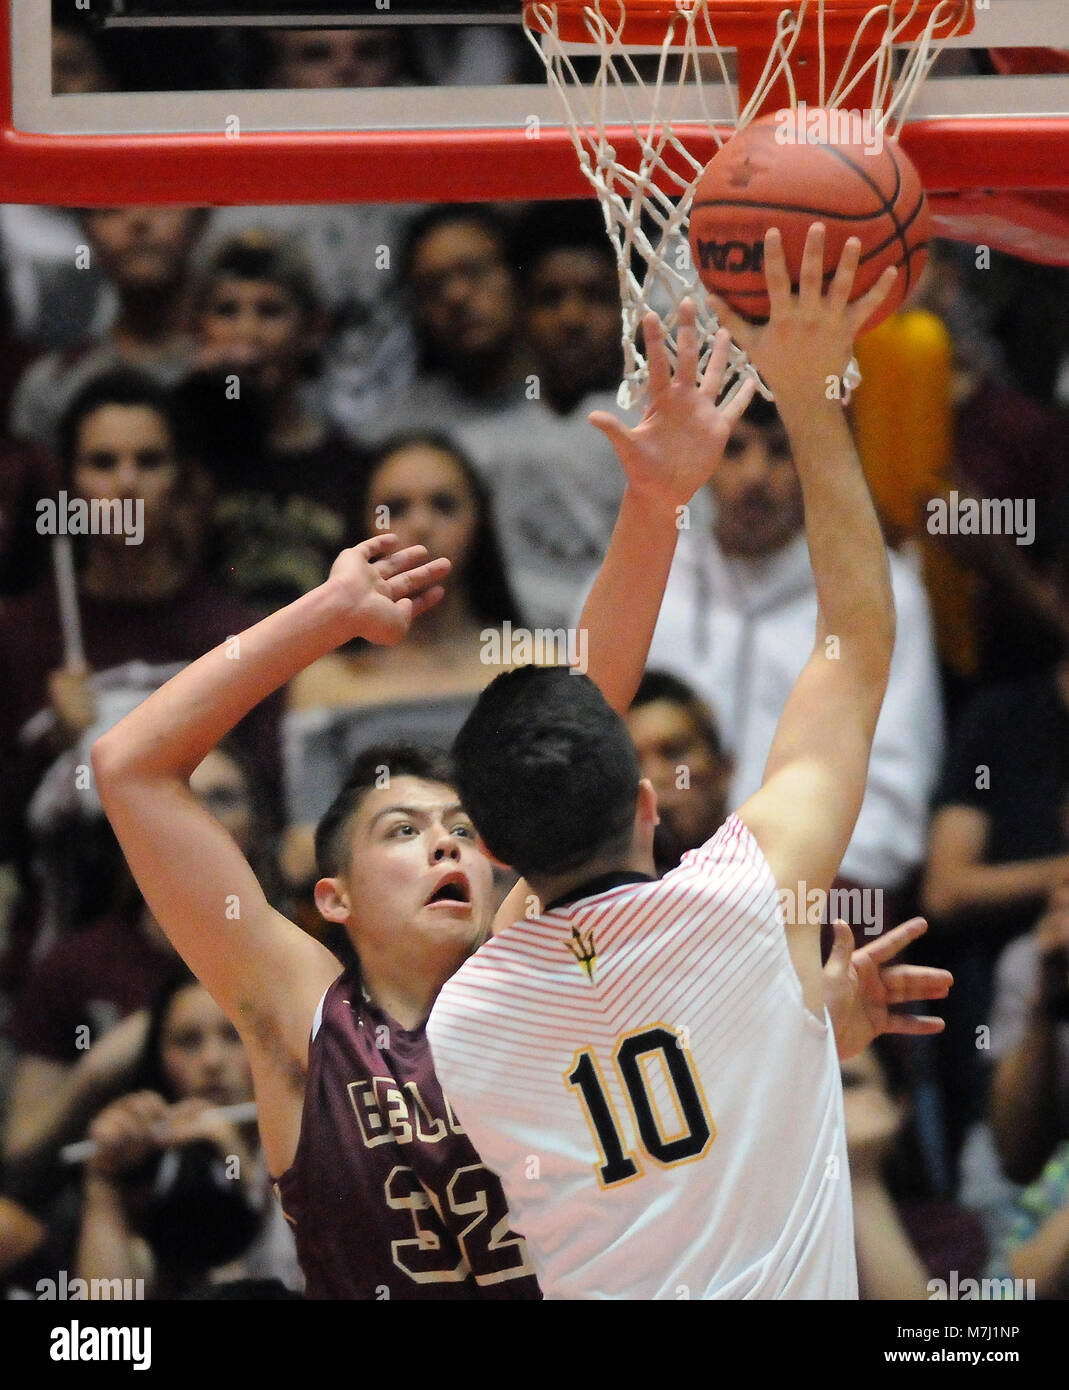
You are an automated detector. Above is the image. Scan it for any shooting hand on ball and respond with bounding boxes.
[708,223,897,410]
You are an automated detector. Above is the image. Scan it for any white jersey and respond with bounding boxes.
[427,815,857,1300]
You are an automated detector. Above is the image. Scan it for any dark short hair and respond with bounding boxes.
[314,743,454,879]
[399,203,515,291]
[630,669,725,763]
[399,204,519,372]
[192,231,322,322]
[451,666,641,879]
[513,199,615,287]
[57,368,185,483]
[739,392,784,432]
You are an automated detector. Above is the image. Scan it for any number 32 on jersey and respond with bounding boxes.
[567,1024,715,1187]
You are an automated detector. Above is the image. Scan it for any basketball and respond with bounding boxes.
[688,107,931,334]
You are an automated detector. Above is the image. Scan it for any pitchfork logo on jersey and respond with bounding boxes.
[565,925,597,983]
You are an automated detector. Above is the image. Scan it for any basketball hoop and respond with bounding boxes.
[523,0,974,407]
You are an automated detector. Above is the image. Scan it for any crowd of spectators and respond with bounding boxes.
[1,7,1067,1301]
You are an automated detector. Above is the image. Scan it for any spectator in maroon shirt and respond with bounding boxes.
[185,232,371,613]
[0,369,281,979]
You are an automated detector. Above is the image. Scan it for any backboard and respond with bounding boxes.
[99,2,516,20]
[1,0,1066,263]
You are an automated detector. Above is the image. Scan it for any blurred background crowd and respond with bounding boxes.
[0,5,1067,1301]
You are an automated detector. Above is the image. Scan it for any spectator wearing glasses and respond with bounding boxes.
[350,206,532,449]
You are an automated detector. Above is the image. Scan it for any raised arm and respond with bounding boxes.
[91,537,449,1168]
[491,305,755,933]
[580,303,756,715]
[713,226,898,1011]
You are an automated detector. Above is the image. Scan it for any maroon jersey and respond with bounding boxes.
[274,969,540,1300]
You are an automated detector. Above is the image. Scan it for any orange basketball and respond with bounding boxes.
[688,108,931,334]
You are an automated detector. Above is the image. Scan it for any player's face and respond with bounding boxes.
[711,418,804,557]
[366,445,479,582]
[160,984,252,1107]
[189,750,254,856]
[73,404,182,548]
[82,208,203,291]
[197,276,311,393]
[409,223,517,362]
[526,248,621,397]
[268,29,402,89]
[340,776,493,966]
[627,700,728,852]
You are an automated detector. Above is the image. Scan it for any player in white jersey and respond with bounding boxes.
[428,226,904,1298]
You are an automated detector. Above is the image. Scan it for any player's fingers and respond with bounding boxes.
[643,311,672,398]
[706,292,753,354]
[357,532,399,563]
[847,264,898,335]
[827,236,862,315]
[381,556,451,600]
[883,1013,947,1036]
[718,372,758,424]
[700,327,732,396]
[675,297,700,388]
[372,543,431,581]
[883,965,954,1000]
[797,222,826,315]
[588,410,632,450]
[762,227,793,312]
[826,919,854,977]
[859,916,928,964]
[407,585,446,621]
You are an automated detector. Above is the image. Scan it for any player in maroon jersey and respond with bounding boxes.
[91,305,950,1298]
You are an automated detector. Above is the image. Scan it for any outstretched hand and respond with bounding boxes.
[824,916,953,1061]
[326,533,451,647]
[588,298,757,510]
[709,224,898,407]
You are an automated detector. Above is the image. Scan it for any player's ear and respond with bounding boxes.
[314,875,351,926]
[637,778,660,828]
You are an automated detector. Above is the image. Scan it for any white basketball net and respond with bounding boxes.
[524,0,968,408]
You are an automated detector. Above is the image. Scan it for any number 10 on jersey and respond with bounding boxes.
[566,1026,715,1187]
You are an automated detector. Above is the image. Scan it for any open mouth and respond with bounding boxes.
[425,873,471,907]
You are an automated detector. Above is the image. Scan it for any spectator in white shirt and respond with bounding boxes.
[459,202,632,628]
[644,393,944,907]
